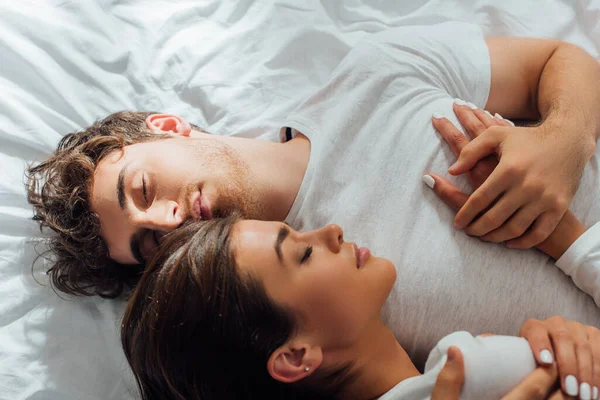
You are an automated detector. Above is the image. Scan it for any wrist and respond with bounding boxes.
[536,211,586,260]
[540,111,597,160]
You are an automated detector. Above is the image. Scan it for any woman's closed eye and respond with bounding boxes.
[299,246,313,264]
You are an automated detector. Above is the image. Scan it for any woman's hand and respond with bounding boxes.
[426,106,586,260]
[431,347,465,400]
[519,317,600,399]
[431,346,569,399]
[445,100,588,250]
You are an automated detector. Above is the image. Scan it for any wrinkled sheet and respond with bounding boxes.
[1,0,599,398]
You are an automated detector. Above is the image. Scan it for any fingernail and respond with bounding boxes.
[539,349,553,364]
[507,119,515,127]
[422,175,435,189]
[494,113,504,120]
[593,386,598,399]
[467,102,478,110]
[454,98,467,106]
[581,383,592,399]
[566,375,579,396]
[484,110,493,118]
[432,112,444,119]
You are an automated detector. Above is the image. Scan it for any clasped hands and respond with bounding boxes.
[430,99,588,249]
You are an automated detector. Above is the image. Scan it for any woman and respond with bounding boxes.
[121,112,600,400]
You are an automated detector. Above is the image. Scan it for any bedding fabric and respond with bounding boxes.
[1,0,600,398]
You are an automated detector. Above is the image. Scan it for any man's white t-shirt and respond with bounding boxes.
[281,22,600,368]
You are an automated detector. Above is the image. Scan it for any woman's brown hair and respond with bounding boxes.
[121,216,352,400]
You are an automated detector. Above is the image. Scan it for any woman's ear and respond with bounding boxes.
[267,343,323,383]
[145,114,192,137]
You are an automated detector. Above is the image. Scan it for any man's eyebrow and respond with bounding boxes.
[129,233,144,265]
[117,162,130,212]
[274,225,290,263]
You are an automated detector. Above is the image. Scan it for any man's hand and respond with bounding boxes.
[443,100,587,249]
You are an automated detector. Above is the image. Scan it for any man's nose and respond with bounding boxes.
[136,200,183,231]
[317,224,344,253]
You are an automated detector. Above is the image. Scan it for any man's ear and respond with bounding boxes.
[267,342,323,383]
[145,114,192,137]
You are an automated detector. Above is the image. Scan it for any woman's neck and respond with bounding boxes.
[337,322,420,400]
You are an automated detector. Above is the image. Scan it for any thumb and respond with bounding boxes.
[431,346,465,400]
[448,131,503,176]
[423,174,470,212]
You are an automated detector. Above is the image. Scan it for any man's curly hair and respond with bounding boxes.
[26,110,171,298]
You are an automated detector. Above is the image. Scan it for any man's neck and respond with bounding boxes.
[334,322,420,400]
[220,133,311,221]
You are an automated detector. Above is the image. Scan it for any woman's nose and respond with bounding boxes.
[319,224,344,253]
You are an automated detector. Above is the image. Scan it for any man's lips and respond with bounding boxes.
[191,191,212,220]
[192,192,202,220]
[353,243,370,269]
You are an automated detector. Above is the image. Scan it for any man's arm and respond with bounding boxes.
[486,37,600,145]
[448,38,600,249]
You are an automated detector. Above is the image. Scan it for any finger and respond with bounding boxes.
[547,319,579,397]
[448,130,504,176]
[519,319,555,367]
[502,366,558,400]
[493,113,515,127]
[465,189,523,237]
[454,167,506,230]
[423,174,469,212]
[431,346,465,400]
[584,326,600,399]
[568,322,593,400]
[480,203,540,243]
[472,108,497,129]
[432,115,470,158]
[507,211,562,249]
[453,100,488,138]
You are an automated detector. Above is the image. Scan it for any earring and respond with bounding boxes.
[304,367,310,372]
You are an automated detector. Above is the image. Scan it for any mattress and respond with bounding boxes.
[1,0,599,398]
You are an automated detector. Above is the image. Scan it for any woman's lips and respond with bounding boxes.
[353,243,371,269]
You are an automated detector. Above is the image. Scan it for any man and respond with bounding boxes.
[28,20,600,377]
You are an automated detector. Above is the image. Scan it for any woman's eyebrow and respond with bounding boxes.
[274,225,290,263]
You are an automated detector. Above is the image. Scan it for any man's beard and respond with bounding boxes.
[202,143,264,220]
[211,176,263,220]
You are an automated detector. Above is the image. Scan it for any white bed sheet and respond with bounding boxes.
[1,0,599,398]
